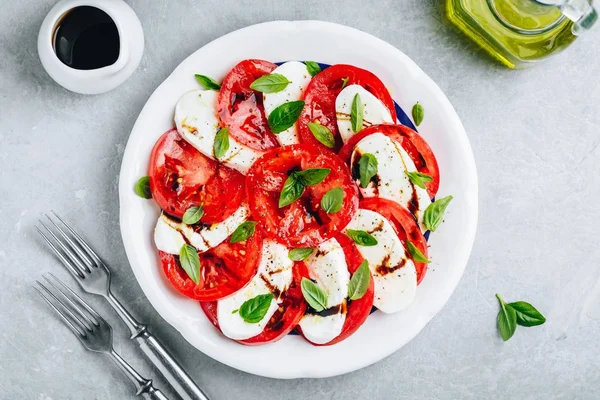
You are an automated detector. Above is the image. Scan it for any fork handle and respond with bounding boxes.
[136,331,210,400]
[108,350,169,400]
[106,293,210,400]
[142,388,169,400]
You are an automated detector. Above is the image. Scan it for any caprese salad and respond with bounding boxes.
[137,59,453,346]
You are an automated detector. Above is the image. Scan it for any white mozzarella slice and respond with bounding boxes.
[335,85,394,143]
[344,209,417,313]
[153,204,250,254]
[154,216,186,254]
[351,132,431,225]
[217,240,294,340]
[262,61,312,146]
[299,313,346,345]
[298,238,350,344]
[174,89,261,174]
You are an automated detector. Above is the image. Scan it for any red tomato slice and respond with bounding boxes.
[338,124,440,198]
[159,228,262,301]
[149,129,246,224]
[296,234,375,346]
[217,59,279,151]
[200,261,309,345]
[359,198,429,284]
[298,64,396,151]
[246,144,359,247]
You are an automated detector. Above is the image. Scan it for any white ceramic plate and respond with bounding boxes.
[119,20,478,379]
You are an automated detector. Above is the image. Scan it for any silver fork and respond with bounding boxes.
[36,273,168,400]
[37,212,210,400]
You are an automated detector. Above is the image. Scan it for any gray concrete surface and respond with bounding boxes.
[1,0,600,399]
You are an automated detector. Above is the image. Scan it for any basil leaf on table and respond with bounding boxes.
[351,93,364,132]
[346,229,378,246]
[230,221,257,243]
[301,278,328,312]
[182,206,204,225]
[358,153,378,188]
[406,240,430,264]
[250,73,292,93]
[179,244,200,285]
[321,187,344,214]
[423,195,453,232]
[195,74,221,91]
[508,301,546,327]
[406,171,433,190]
[213,127,230,159]
[348,260,371,300]
[134,176,152,199]
[268,100,305,133]
[307,122,335,148]
[239,293,274,323]
[412,102,424,126]
[496,294,517,341]
[304,61,321,77]
[288,248,314,261]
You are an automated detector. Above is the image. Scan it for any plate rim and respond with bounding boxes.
[118,20,478,379]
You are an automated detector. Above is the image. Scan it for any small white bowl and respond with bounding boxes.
[38,0,144,95]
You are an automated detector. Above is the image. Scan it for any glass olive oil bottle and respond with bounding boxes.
[446,0,598,68]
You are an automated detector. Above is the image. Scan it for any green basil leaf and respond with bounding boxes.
[307,122,335,148]
[301,278,328,312]
[230,221,257,243]
[250,73,292,93]
[213,127,230,159]
[279,175,305,208]
[295,168,331,186]
[238,293,274,323]
[406,171,433,190]
[348,260,371,300]
[412,102,424,126]
[351,93,364,133]
[346,229,378,246]
[508,301,546,327]
[423,195,453,232]
[182,206,204,225]
[134,176,152,199]
[288,248,314,261]
[496,294,517,341]
[279,168,330,208]
[406,240,430,263]
[179,244,200,284]
[304,61,321,77]
[195,74,221,90]
[268,100,305,133]
[321,187,344,214]
[358,153,378,188]
[341,77,349,89]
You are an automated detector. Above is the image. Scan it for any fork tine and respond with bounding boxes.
[37,279,93,332]
[36,282,86,337]
[51,211,103,266]
[43,273,101,325]
[39,221,91,274]
[36,226,84,279]
[45,214,95,270]
[42,275,99,331]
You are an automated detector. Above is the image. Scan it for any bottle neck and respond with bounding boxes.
[533,0,598,32]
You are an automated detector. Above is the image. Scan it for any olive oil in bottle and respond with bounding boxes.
[445,0,578,68]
